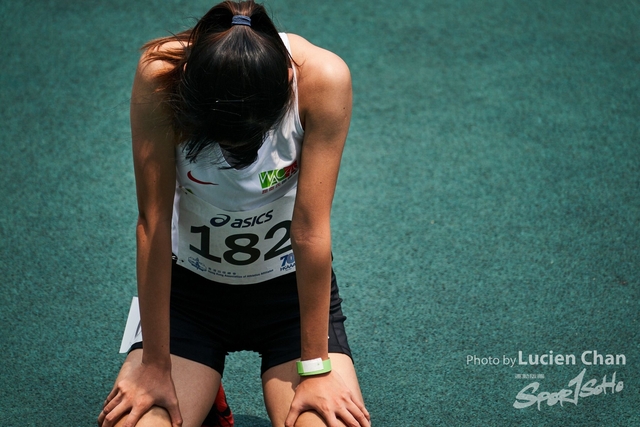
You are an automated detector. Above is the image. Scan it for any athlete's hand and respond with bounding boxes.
[285,371,371,427]
[98,360,182,427]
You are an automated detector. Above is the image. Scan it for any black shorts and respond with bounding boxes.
[131,259,352,376]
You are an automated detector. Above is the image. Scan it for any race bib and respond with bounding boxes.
[176,188,297,284]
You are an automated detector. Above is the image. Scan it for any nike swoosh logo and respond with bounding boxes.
[187,171,218,185]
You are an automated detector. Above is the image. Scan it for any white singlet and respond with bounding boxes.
[170,34,303,285]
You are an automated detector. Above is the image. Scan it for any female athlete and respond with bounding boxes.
[98,1,370,427]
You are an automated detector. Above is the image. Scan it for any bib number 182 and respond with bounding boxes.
[189,220,292,266]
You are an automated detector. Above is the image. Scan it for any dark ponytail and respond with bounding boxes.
[141,1,293,168]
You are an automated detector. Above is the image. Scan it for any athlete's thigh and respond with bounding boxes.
[262,353,365,426]
[111,349,221,427]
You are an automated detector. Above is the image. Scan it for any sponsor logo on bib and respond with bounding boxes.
[209,211,274,229]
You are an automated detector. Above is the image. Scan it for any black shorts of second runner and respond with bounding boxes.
[131,259,352,376]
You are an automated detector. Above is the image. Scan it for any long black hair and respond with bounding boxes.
[142,1,293,168]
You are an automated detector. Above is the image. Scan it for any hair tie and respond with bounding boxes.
[231,15,251,27]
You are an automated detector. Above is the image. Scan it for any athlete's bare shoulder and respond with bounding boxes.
[287,33,350,82]
[286,34,351,118]
[130,40,183,141]
[134,40,184,91]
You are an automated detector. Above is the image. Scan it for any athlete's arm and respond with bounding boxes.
[99,51,182,427]
[285,34,370,427]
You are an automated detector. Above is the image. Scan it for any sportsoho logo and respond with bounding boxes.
[259,161,298,193]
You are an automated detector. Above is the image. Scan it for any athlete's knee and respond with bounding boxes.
[294,410,349,427]
[112,406,172,427]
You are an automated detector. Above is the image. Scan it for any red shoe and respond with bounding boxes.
[201,384,234,427]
